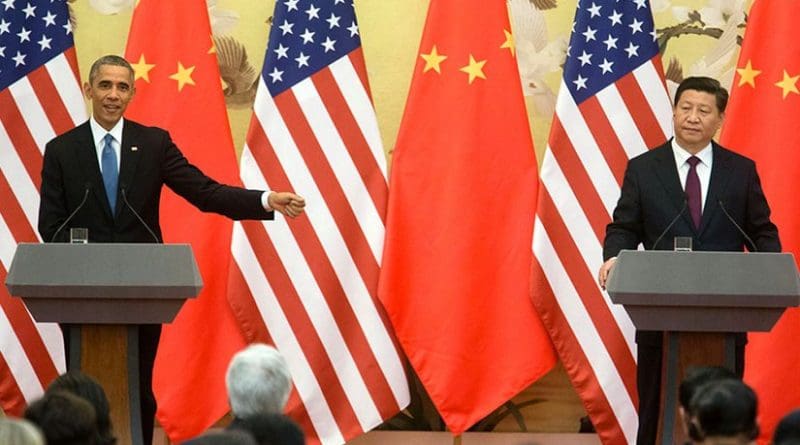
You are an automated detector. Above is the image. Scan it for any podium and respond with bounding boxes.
[606,250,800,444]
[5,243,203,445]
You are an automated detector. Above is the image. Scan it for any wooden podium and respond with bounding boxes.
[5,243,203,445]
[606,250,800,444]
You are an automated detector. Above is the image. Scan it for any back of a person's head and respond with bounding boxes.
[182,430,257,445]
[24,390,99,445]
[688,379,759,444]
[47,371,115,445]
[233,413,305,445]
[226,343,292,418]
[773,409,800,445]
[0,417,45,445]
[680,366,738,409]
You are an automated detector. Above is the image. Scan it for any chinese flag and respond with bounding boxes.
[720,0,800,440]
[378,0,556,434]
[124,0,246,441]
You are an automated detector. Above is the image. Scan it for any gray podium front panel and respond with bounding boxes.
[607,250,800,332]
[5,243,203,324]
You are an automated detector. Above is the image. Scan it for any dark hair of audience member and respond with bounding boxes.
[688,379,759,443]
[232,413,305,445]
[47,371,116,445]
[679,366,738,410]
[182,430,257,445]
[24,390,99,445]
[0,417,45,445]
[773,409,800,445]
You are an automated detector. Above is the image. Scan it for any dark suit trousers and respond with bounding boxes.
[635,335,744,445]
[63,324,161,445]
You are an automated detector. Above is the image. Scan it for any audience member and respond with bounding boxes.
[0,417,45,445]
[225,343,304,444]
[47,371,116,445]
[688,379,759,445]
[24,390,99,445]
[679,366,738,440]
[182,429,257,445]
[230,413,305,445]
[226,344,292,418]
[773,409,800,445]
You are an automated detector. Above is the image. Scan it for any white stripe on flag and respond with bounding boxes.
[45,54,86,127]
[0,123,40,232]
[8,78,56,151]
[596,84,649,160]
[635,62,674,139]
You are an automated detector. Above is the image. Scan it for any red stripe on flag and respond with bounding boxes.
[530,257,630,444]
[0,172,39,242]
[548,118,612,242]
[248,116,399,420]
[311,67,388,225]
[0,90,43,190]
[27,66,74,137]
[285,389,322,445]
[0,352,27,416]
[239,218,363,438]
[615,67,667,149]
[0,268,59,389]
[578,97,629,186]
[537,190,638,402]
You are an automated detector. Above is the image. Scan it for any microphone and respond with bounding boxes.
[50,183,92,243]
[651,199,688,250]
[717,199,758,252]
[120,185,160,243]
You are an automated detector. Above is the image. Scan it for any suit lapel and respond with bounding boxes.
[117,120,142,218]
[74,122,114,220]
[698,143,733,238]
[651,142,696,232]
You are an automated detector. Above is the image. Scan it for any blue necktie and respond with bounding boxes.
[101,134,118,212]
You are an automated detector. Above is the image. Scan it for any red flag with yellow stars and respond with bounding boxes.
[720,0,800,440]
[124,0,247,441]
[378,0,556,434]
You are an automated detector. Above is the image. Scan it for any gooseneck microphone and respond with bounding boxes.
[717,199,758,252]
[651,199,688,250]
[50,183,92,243]
[121,186,160,243]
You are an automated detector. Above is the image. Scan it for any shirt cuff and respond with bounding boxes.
[261,191,274,210]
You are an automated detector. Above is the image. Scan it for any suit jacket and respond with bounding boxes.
[603,140,781,345]
[38,119,273,243]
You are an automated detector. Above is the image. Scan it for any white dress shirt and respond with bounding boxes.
[89,117,123,173]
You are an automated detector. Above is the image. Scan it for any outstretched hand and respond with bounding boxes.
[268,192,306,218]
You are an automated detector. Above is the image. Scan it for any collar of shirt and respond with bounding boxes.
[89,117,124,172]
[670,138,713,211]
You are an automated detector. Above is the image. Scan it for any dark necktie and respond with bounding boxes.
[686,156,701,229]
[102,134,118,212]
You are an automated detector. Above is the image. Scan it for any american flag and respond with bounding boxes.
[0,0,80,414]
[530,0,672,443]
[226,0,409,443]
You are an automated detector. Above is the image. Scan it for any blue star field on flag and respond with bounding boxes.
[0,0,74,90]
[563,0,659,104]
[263,0,361,97]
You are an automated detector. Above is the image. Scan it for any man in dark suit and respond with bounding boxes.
[37,54,305,445]
[598,76,780,445]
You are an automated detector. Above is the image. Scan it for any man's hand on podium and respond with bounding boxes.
[598,257,616,290]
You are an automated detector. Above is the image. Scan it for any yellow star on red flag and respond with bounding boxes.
[460,54,487,84]
[775,70,799,99]
[736,60,760,88]
[169,62,196,91]
[421,45,447,74]
[131,54,156,83]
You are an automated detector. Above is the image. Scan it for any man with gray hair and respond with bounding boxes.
[226,343,292,417]
[224,344,304,445]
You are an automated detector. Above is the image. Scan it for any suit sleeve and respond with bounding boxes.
[160,132,274,221]
[603,160,644,260]
[38,140,69,242]
[745,162,781,252]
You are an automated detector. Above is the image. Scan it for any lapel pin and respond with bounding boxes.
[131,146,138,152]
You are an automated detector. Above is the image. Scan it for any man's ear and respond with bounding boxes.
[82,81,91,99]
